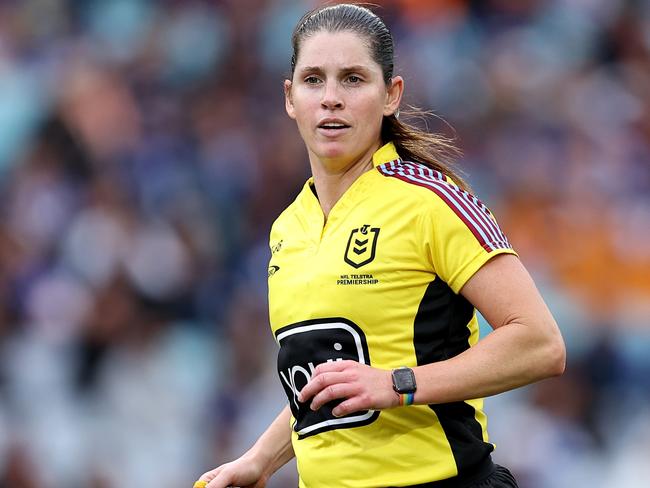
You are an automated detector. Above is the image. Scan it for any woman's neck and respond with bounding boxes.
[309,148,377,219]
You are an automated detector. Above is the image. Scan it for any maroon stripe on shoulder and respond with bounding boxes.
[377,161,512,252]
[399,162,512,250]
[385,171,490,250]
[400,162,509,249]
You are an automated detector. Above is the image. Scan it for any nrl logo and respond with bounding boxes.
[344,224,380,268]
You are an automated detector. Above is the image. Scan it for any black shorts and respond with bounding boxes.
[470,465,518,488]
[402,460,519,488]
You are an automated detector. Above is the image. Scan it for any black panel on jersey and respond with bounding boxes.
[275,318,380,438]
[413,277,494,475]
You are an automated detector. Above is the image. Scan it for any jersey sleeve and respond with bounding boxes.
[420,184,517,294]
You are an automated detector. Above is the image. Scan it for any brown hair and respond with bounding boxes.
[290,3,469,191]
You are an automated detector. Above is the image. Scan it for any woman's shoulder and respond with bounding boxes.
[372,159,468,210]
[373,159,509,253]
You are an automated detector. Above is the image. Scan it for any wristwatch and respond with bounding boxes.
[391,367,417,394]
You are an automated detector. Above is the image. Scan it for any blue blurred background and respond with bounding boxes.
[0,0,649,487]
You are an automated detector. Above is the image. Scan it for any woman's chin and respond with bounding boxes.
[313,141,352,161]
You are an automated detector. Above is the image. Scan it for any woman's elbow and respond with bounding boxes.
[543,329,566,378]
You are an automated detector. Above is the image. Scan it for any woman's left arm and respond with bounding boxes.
[411,253,565,404]
[299,254,565,415]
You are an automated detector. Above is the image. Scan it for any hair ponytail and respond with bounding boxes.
[381,109,470,192]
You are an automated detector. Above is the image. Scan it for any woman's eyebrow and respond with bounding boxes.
[340,65,370,73]
[298,66,324,74]
[298,65,370,74]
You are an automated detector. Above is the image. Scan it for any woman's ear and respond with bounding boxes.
[284,79,296,119]
[384,75,404,117]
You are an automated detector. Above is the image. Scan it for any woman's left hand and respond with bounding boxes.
[297,360,399,416]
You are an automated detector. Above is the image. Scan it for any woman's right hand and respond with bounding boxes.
[194,406,294,488]
[195,454,269,488]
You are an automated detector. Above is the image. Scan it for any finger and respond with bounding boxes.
[197,468,220,483]
[198,468,222,482]
[312,359,356,376]
[205,471,236,488]
[332,396,370,417]
[310,383,358,411]
[298,371,351,402]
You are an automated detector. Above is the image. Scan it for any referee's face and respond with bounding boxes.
[285,30,402,173]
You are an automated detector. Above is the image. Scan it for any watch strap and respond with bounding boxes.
[398,392,415,406]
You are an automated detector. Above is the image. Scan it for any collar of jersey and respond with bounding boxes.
[372,141,400,167]
[303,141,400,195]
[300,142,401,230]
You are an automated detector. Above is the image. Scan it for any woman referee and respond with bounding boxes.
[194,4,565,487]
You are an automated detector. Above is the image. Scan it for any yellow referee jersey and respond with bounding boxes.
[268,143,516,488]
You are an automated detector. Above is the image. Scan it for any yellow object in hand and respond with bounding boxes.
[193,481,207,488]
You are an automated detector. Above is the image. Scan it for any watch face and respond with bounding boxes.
[393,368,416,393]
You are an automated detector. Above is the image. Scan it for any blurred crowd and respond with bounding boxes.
[0,0,648,487]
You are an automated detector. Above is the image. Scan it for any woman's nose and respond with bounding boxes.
[320,82,344,109]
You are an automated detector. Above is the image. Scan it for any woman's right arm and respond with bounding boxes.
[197,405,294,488]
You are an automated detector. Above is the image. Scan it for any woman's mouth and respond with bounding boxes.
[317,120,351,136]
